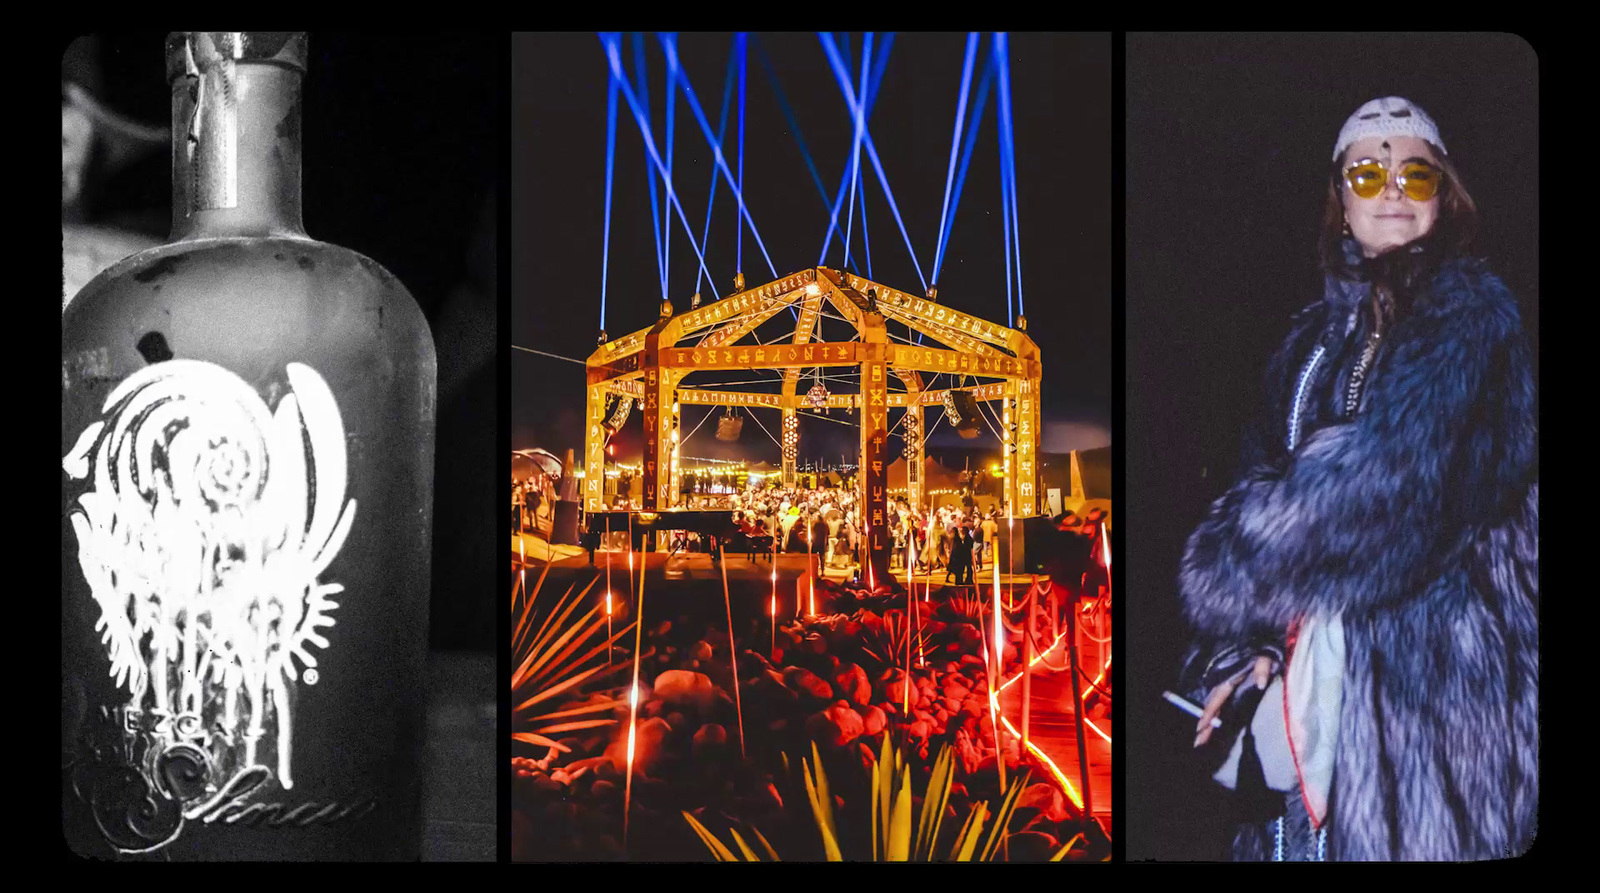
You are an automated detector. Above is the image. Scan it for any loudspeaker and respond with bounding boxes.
[603,392,633,433]
[716,409,744,442]
[551,500,581,546]
[942,390,982,439]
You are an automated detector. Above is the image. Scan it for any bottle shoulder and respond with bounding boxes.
[63,235,435,393]
[65,235,430,338]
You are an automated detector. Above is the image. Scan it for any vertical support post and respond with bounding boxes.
[641,366,663,512]
[859,330,891,583]
[1015,376,1040,518]
[585,383,607,513]
[1066,586,1094,825]
[904,401,924,514]
[1001,389,1014,520]
[641,308,678,553]
[781,407,798,487]
[669,390,682,508]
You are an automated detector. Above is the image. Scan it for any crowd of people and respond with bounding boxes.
[709,486,1017,583]
[511,476,553,534]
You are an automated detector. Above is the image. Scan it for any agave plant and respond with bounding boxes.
[511,561,635,754]
[682,739,1086,862]
[859,609,942,674]
[942,591,988,627]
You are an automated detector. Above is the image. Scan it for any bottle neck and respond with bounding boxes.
[170,62,305,240]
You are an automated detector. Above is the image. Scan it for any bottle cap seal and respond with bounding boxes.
[166,33,307,83]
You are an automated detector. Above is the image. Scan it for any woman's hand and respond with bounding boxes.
[1193,656,1274,747]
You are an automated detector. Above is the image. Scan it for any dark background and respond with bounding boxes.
[514,32,1110,470]
[67,33,500,652]
[1124,33,1538,861]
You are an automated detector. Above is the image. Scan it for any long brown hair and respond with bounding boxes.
[1318,142,1479,271]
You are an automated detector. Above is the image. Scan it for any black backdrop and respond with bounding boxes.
[1123,33,1538,861]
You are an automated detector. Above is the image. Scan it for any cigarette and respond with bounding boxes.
[1163,691,1222,728]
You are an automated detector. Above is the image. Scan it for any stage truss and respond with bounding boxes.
[584,266,1041,578]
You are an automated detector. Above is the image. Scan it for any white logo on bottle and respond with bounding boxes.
[65,360,355,799]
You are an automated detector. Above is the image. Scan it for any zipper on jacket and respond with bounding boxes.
[1287,344,1326,452]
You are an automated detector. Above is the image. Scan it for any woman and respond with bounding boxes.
[1178,98,1537,861]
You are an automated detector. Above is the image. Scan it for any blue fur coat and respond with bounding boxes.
[1178,252,1538,860]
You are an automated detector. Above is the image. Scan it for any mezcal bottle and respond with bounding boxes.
[61,32,435,860]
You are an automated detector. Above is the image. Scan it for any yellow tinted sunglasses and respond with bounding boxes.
[1343,158,1444,201]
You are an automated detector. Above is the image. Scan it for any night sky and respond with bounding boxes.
[513,33,1110,470]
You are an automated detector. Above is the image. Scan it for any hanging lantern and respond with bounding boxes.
[807,382,830,408]
[716,407,744,442]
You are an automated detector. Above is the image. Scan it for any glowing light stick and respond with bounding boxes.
[771,567,777,658]
[807,525,815,617]
[604,517,612,643]
[719,543,746,759]
[622,509,645,851]
[989,524,1006,792]
[1102,520,1111,591]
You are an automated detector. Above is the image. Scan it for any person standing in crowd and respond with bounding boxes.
[981,511,999,571]
[947,521,972,585]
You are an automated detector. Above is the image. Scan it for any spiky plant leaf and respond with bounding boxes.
[860,608,942,672]
[512,567,633,751]
[879,734,894,854]
[920,744,956,860]
[870,757,880,861]
[751,826,781,862]
[681,811,736,862]
[1051,832,1085,861]
[887,765,912,861]
[729,828,760,862]
[953,802,988,861]
[978,769,1029,862]
[801,746,843,861]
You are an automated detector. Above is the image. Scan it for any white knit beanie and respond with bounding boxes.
[1333,97,1445,161]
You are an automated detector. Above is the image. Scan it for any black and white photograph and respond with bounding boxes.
[61,32,498,861]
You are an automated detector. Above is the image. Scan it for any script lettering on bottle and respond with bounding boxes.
[64,360,362,854]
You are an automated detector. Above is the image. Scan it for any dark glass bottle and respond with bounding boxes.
[61,33,436,861]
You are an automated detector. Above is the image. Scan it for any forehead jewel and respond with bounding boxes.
[1334,96,1445,161]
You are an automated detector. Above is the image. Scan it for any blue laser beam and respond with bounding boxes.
[859,158,872,278]
[658,33,778,280]
[600,65,618,329]
[850,33,892,278]
[815,32,891,269]
[816,33,927,293]
[932,33,979,288]
[664,33,677,300]
[697,40,738,298]
[753,36,831,215]
[996,32,1024,319]
[632,33,666,299]
[601,35,716,292]
[1000,108,1013,327]
[736,31,747,279]
[843,33,872,275]
[934,55,994,288]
